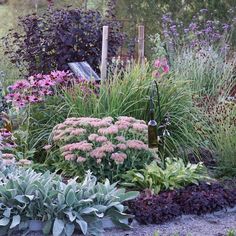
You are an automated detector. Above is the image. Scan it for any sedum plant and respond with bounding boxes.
[46,116,154,181]
[0,166,138,235]
[122,158,210,194]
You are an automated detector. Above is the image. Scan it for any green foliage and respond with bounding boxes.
[61,64,205,158]
[208,101,236,176]
[0,166,138,235]
[122,158,210,194]
[173,48,235,98]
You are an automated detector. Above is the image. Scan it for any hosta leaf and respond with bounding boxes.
[53,218,64,236]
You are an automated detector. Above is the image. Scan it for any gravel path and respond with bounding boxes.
[12,207,236,236]
[105,207,236,236]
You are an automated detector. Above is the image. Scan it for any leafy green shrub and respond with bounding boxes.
[0,166,138,235]
[122,158,209,194]
[46,116,154,181]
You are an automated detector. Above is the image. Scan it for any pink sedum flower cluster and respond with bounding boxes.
[50,116,150,166]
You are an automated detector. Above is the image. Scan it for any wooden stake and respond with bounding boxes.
[101,26,109,80]
[138,25,145,65]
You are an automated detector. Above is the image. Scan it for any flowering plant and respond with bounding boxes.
[152,58,170,78]
[47,116,154,181]
[5,71,99,108]
[162,9,234,53]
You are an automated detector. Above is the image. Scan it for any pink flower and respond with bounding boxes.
[116,143,127,150]
[117,116,136,123]
[64,154,76,161]
[43,145,52,151]
[70,128,86,136]
[111,152,127,164]
[95,136,108,143]
[101,142,115,153]
[90,148,106,159]
[76,156,86,163]
[115,136,126,142]
[126,140,148,150]
[2,153,15,159]
[88,134,99,141]
[163,64,170,73]
[98,125,119,135]
[132,123,148,132]
[64,141,93,152]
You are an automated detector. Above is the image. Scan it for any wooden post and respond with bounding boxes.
[138,25,145,65]
[101,26,109,80]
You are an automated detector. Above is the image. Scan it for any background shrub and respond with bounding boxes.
[3,7,124,75]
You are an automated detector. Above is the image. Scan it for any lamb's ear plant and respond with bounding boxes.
[0,166,138,236]
[122,158,210,194]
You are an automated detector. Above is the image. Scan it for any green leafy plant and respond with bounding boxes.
[122,158,210,194]
[0,166,138,235]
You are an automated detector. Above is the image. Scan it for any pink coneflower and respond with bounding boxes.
[126,140,148,150]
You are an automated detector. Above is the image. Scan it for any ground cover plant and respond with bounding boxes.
[0,164,138,235]
[127,182,236,225]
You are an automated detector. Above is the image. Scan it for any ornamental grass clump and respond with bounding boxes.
[48,116,154,181]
